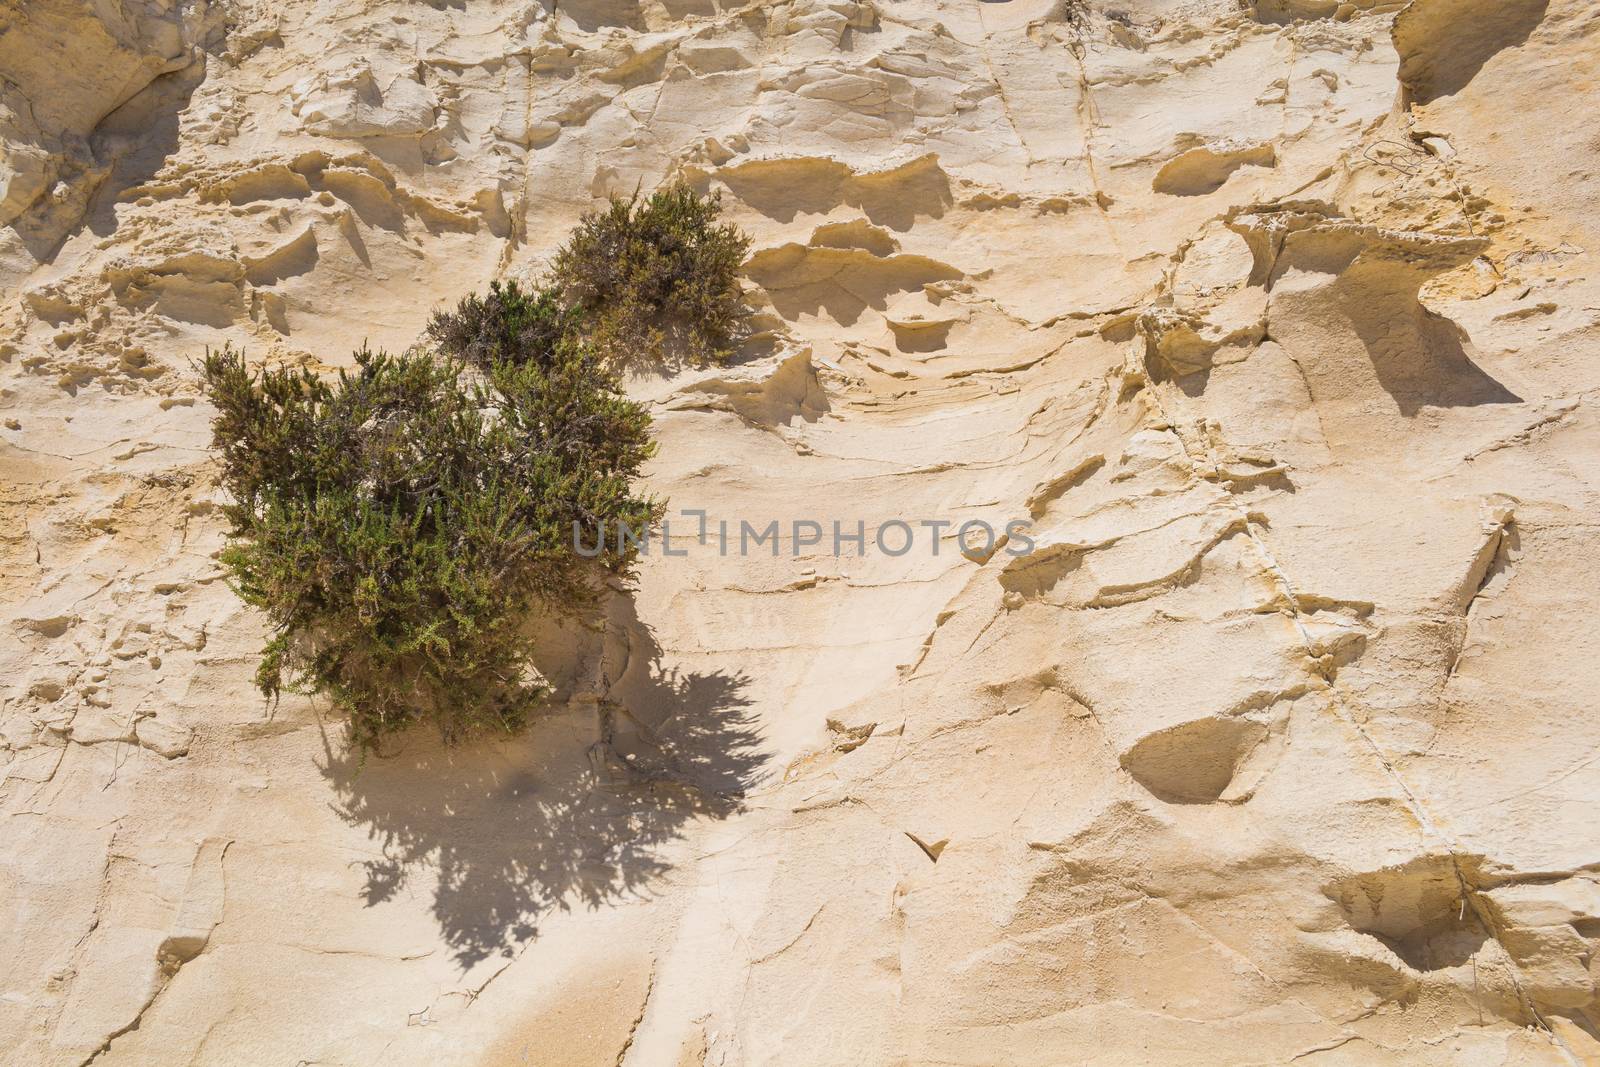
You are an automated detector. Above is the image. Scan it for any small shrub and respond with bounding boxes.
[424,279,580,373]
[552,182,752,368]
[201,329,658,751]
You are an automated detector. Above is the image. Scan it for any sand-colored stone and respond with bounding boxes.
[3,0,1599,1063]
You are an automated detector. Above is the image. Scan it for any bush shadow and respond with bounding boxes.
[320,608,765,969]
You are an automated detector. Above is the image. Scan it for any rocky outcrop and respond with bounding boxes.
[3,1,1599,1064]
[0,1,223,267]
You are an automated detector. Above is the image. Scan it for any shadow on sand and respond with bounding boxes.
[320,608,765,968]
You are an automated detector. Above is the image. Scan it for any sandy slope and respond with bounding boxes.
[3,0,1600,1063]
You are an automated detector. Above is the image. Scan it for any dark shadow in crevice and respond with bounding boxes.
[743,247,962,327]
[1369,921,1490,972]
[538,0,645,31]
[1394,0,1550,105]
[84,61,207,239]
[1120,716,1270,805]
[1327,854,1493,973]
[1343,291,1521,415]
[715,156,952,232]
[3,57,203,268]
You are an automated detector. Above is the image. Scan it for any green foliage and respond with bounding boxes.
[552,182,752,368]
[201,329,658,751]
[201,182,751,750]
[424,279,580,373]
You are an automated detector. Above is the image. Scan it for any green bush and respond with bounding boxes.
[423,279,580,373]
[552,182,752,368]
[201,323,658,751]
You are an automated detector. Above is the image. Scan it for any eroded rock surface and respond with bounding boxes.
[3,1,1599,1064]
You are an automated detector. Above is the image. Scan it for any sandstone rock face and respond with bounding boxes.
[3,1,1599,1064]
